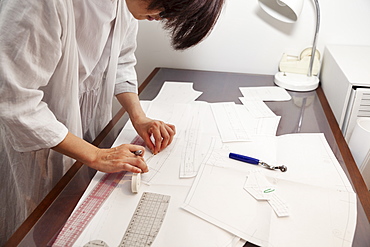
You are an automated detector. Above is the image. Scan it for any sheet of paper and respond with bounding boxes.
[236,104,280,137]
[211,102,251,142]
[274,134,355,191]
[120,82,215,181]
[72,174,238,247]
[239,86,291,101]
[182,134,357,247]
[244,170,290,217]
[145,104,217,181]
[176,102,209,178]
[239,97,276,118]
[151,81,203,104]
[145,82,201,123]
[182,148,273,246]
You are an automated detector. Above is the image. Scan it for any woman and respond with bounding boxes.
[0,0,224,243]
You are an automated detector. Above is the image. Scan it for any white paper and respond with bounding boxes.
[182,150,273,246]
[177,102,209,178]
[236,104,280,137]
[72,174,237,247]
[211,102,251,142]
[267,193,289,217]
[239,97,276,118]
[182,134,357,247]
[151,81,203,104]
[239,86,291,101]
[244,170,276,200]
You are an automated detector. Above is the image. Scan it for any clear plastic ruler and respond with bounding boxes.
[51,171,126,247]
[82,192,170,247]
[119,192,171,247]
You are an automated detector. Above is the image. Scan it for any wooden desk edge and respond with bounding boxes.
[4,68,160,246]
[317,86,370,222]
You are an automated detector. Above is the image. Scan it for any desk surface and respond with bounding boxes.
[6,68,370,247]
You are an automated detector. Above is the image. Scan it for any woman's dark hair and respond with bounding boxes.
[148,0,225,50]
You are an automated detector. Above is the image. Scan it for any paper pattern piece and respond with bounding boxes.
[182,134,357,247]
[267,194,289,217]
[239,86,291,101]
[236,104,280,137]
[239,97,276,118]
[211,102,251,142]
[244,170,276,201]
[151,81,203,104]
[243,170,289,217]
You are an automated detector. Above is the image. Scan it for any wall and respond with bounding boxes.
[134,0,370,84]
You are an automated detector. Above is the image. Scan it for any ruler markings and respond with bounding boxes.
[119,192,170,247]
[51,171,125,246]
[51,135,146,247]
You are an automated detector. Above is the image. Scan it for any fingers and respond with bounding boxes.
[115,144,148,172]
[132,117,176,155]
[120,144,145,157]
[118,156,148,173]
[149,122,176,154]
[166,124,176,146]
[142,133,155,155]
[93,144,148,173]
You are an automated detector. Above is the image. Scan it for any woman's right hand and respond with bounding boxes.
[52,132,149,173]
[88,144,148,173]
[52,132,148,174]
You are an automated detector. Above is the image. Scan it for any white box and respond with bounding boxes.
[321,45,370,190]
[320,44,370,141]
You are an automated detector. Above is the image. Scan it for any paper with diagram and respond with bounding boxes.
[239,86,291,101]
[70,82,243,247]
[181,133,357,247]
[68,81,356,247]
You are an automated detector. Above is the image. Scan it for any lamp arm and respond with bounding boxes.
[308,0,320,77]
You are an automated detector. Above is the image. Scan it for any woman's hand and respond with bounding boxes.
[88,144,148,173]
[53,132,148,173]
[133,116,176,154]
[115,92,176,154]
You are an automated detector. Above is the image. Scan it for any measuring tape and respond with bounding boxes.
[51,135,147,246]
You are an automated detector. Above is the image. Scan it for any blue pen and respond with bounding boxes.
[229,153,287,172]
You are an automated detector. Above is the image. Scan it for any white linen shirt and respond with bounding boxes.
[0,0,138,243]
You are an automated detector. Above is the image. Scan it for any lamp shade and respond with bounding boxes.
[258,0,304,23]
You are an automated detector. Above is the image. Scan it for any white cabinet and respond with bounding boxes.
[321,45,370,141]
[321,44,370,189]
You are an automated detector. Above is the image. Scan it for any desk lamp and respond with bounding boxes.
[258,0,320,91]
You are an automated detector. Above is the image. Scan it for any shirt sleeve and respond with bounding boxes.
[0,0,69,152]
[114,16,139,95]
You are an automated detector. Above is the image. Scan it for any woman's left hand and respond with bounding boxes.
[133,116,176,154]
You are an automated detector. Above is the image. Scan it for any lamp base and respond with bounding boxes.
[274,72,319,91]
